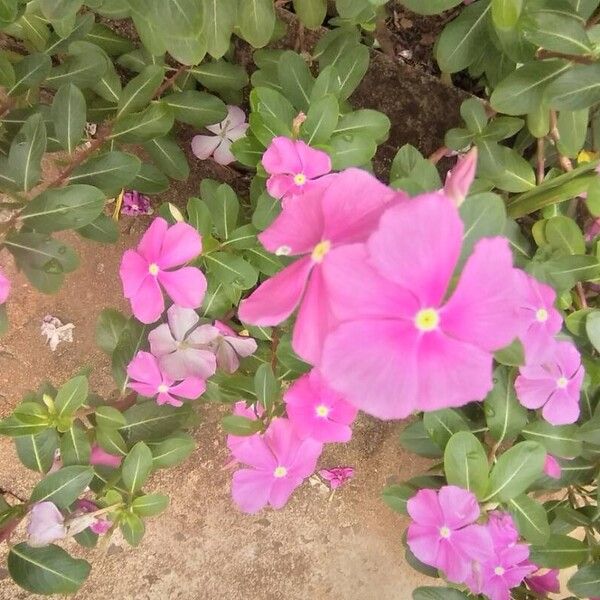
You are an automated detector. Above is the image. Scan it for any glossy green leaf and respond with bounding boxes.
[143,136,189,181]
[545,63,600,110]
[150,432,196,468]
[293,0,327,28]
[8,53,51,96]
[77,214,119,243]
[444,432,489,499]
[190,60,248,92]
[60,424,91,466]
[545,215,585,255]
[568,563,600,598]
[51,83,86,154]
[8,113,46,192]
[30,465,94,508]
[110,103,174,143]
[119,512,145,546]
[412,587,470,600]
[522,421,582,458]
[202,0,236,57]
[507,494,550,545]
[237,0,275,48]
[302,95,339,145]
[95,406,127,430]
[55,376,88,417]
[132,493,169,517]
[84,22,134,55]
[70,151,141,194]
[529,534,589,567]
[120,402,191,443]
[221,414,263,436]
[122,442,153,494]
[131,163,169,194]
[277,51,314,112]
[162,90,226,128]
[423,409,471,449]
[15,429,59,473]
[96,309,128,354]
[117,65,164,118]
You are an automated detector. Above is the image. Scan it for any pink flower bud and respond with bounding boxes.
[444,147,478,207]
[90,444,122,468]
[543,454,561,479]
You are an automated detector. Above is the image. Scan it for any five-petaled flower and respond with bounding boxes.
[211,321,258,374]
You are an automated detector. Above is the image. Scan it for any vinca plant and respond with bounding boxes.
[1,0,600,598]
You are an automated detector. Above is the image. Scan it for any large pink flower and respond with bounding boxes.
[320,193,520,419]
[263,136,332,201]
[120,218,206,324]
[515,340,583,425]
[238,168,400,363]
[284,369,357,443]
[230,418,323,513]
[407,486,493,583]
[127,351,206,407]
[526,569,560,595]
[226,400,263,455]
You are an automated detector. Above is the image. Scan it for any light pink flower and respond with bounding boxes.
[238,169,400,364]
[0,268,10,304]
[543,454,562,479]
[73,499,111,535]
[212,321,258,373]
[226,400,264,455]
[284,370,357,443]
[230,418,323,513]
[320,194,519,419]
[262,136,332,201]
[27,502,66,547]
[127,351,206,407]
[513,270,562,363]
[120,218,206,324]
[90,444,122,468]
[585,217,600,242]
[191,105,248,166]
[444,147,477,206]
[122,190,153,216]
[319,466,354,490]
[407,486,493,583]
[515,340,584,425]
[148,305,218,380]
[526,569,560,595]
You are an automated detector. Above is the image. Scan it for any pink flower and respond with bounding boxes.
[526,569,560,595]
[515,340,584,425]
[543,454,562,479]
[90,444,122,468]
[0,269,10,304]
[319,466,354,490]
[320,194,519,419]
[226,400,264,455]
[513,270,562,363]
[262,136,332,201]
[406,486,493,583]
[148,305,218,380]
[73,500,111,535]
[121,190,153,216]
[238,168,399,364]
[585,217,600,242]
[284,370,357,443]
[127,351,206,407]
[444,147,477,206]
[27,502,66,547]
[212,321,258,373]
[230,418,323,513]
[120,218,207,324]
[191,105,248,166]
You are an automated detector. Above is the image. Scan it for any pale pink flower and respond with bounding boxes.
[73,499,111,535]
[120,218,206,324]
[526,569,560,595]
[263,136,332,201]
[515,340,584,425]
[543,454,562,479]
[585,217,600,242]
[320,194,519,419]
[127,351,206,407]
[230,418,323,513]
[226,400,264,455]
[90,444,122,468]
[407,486,493,583]
[121,190,153,216]
[444,147,477,206]
[238,169,400,364]
[212,321,258,373]
[284,370,357,443]
[27,502,66,547]
[319,466,354,490]
[148,305,218,380]
[191,105,248,166]
[0,268,10,304]
[513,270,562,363]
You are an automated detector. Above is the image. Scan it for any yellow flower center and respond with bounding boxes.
[439,526,451,539]
[311,240,331,263]
[273,466,288,478]
[415,308,440,332]
[535,308,548,323]
[157,384,169,393]
[315,405,329,418]
[148,263,160,276]
[557,377,568,389]
[494,566,505,576]
[578,149,599,164]
[293,173,307,186]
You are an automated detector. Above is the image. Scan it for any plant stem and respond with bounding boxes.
[536,137,545,185]
[428,146,449,164]
[154,65,187,98]
[536,49,596,64]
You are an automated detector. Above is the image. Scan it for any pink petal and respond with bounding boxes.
[451,524,494,568]
[543,455,562,479]
[225,105,246,129]
[368,193,463,306]
[158,267,207,308]
[130,275,165,324]
[269,475,304,509]
[266,174,297,199]
[543,390,580,425]
[438,485,480,529]
[213,139,235,165]
[515,375,556,410]
[90,444,122,468]
[216,341,241,373]
[225,335,257,358]
[444,147,477,206]
[407,523,442,569]
[230,434,276,471]
[161,348,216,380]
[262,136,302,175]
[148,323,177,356]
[407,488,444,526]
[158,222,202,269]
[166,305,200,341]
[0,269,11,303]
[206,122,223,135]
[127,351,163,387]
[129,381,160,398]
[170,377,206,399]
[232,468,273,514]
[187,324,220,345]
[137,217,168,263]
[120,250,150,299]
[296,141,332,178]
[238,257,313,326]
[227,122,249,142]
[156,391,183,407]
[191,134,220,159]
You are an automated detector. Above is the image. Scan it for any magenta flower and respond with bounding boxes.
[148,305,218,380]
[73,500,111,535]
[406,486,493,583]
[513,270,562,363]
[191,105,248,166]
[120,218,206,324]
[0,268,10,304]
[515,340,584,425]
[212,321,258,374]
[320,194,520,419]
[543,454,562,479]
[444,147,477,206]
[526,569,560,595]
[262,136,332,201]
[127,351,206,407]
[121,190,153,216]
[238,168,400,364]
[319,466,354,490]
[230,418,323,513]
[226,400,264,455]
[27,502,67,547]
[284,370,357,443]
[90,443,122,468]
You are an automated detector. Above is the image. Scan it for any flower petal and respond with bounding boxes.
[191,134,220,159]
[296,141,332,178]
[170,377,206,399]
[269,475,304,509]
[161,348,217,380]
[167,305,200,341]
[407,488,444,526]
[148,323,178,356]
[225,105,246,128]
[213,139,235,165]
[129,276,165,324]
[158,223,202,269]
[158,267,207,308]
[120,250,149,299]
[232,468,273,514]
[127,351,162,387]
[438,485,480,529]
[137,217,168,263]
[227,122,249,142]
[230,433,277,470]
[262,136,302,175]
[266,174,297,199]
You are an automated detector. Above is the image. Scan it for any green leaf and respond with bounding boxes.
[8,53,52,96]
[423,409,471,450]
[545,215,585,254]
[277,51,314,112]
[201,181,239,239]
[119,512,145,546]
[522,421,582,458]
[55,376,88,417]
[95,426,127,457]
[84,22,134,55]
[39,0,82,21]
[120,402,191,443]
[8,543,91,595]
[237,0,275,48]
[529,534,589,567]
[293,0,327,28]
[60,423,91,466]
[250,86,295,125]
[545,63,600,110]
[254,364,279,413]
[0,416,48,437]
[8,113,46,192]
[51,83,86,154]
[110,103,174,143]
[70,152,141,194]
[122,441,153,494]
[444,431,489,499]
[96,309,128,354]
[0,0,18,25]
[557,108,589,158]
[0,51,15,88]
[150,432,196,468]
[461,98,489,133]
[412,587,470,600]
[577,411,600,444]
[381,484,414,515]
[30,465,94,508]
[202,0,236,58]
[15,429,59,472]
[568,563,600,598]
[132,493,169,517]
[205,252,258,289]
[399,420,443,458]
[117,65,164,118]
[302,95,339,146]
[400,0,463,14]
[190,60,248,93]
[45,43,108,89]
[478,142,536,192]
[492,0,523,29]
[507,494,550,545]
[131,163,169,195]
[484,441,546,501]
[187,197,212,237]
[21,185,105,233]
[333,109,390,143]
[334,43,370,100]
[77,214,118,244]
[95,406,127,430]
[523,10,592,55]
[221,414,263,436]
[586,309,600,353]
[143,136,189,181]
[330,133,376,169]
[162,90,226,128]
[221,224,258,250]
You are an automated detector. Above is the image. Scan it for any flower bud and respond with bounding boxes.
[444,147,478,207]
